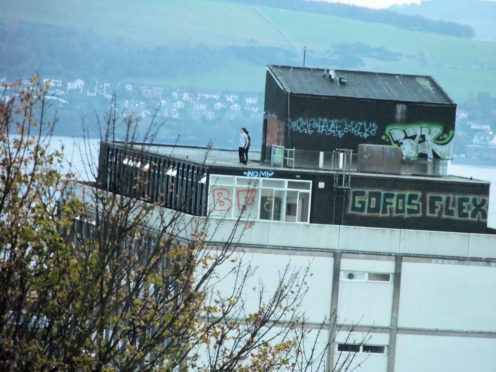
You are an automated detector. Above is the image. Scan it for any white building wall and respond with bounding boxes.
[338,258,394,326]
[398,261,496,331]
[245,252,333,323]
[210,250,333,324]
[399,229,470,256]
[395,334,496,372]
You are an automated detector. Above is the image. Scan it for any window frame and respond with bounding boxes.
[208,174,312,223]
[336,343,388,355]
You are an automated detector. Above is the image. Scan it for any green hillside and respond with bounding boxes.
[2,0,495,102]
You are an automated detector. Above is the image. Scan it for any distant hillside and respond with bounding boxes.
[391,0,496,42]
[225,0,475,38]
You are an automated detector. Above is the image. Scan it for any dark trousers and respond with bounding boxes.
[238,147,247,164]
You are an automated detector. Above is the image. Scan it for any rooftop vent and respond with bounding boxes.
[323,69,336,81]
[338,77,347,86]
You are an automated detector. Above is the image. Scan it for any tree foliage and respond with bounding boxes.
[0,78,342,371]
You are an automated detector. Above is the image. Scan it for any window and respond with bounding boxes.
[208,175,311,223]
[362,345,386,354]
[337,344,387,354]
[368,273,391,282]
[287,180,311,190]
[337,344,360,352]
[341,271,391,282]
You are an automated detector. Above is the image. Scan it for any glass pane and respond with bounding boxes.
[210,174,234,186]
[235,186,259,219]
[262,179,285,188]
[287,180,311,190]
[298,192,310,222]
[363,345,386,354]
[208,185,234,218]
[337,344,360,352]
[273,189,285,221]
[259,188,274,220]
[236,177,259,187]
[368,273,391,282]
[285,190,298,222]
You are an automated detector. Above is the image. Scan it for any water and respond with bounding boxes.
[51,136,496,229]
[49,136,101,181]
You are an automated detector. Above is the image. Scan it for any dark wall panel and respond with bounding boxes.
[340,176,489,233]
[263,93,456,160]
[98,143,208,216]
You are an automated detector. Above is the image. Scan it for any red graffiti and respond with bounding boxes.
[211,188,233,212]
[266,115,285,146]
[237,189,257,212]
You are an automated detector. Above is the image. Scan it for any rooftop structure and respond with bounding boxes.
[262,65,457,168]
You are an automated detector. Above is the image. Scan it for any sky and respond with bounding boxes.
[313,0,423,9]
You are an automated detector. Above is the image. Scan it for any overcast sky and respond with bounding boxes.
[312,0,423,9]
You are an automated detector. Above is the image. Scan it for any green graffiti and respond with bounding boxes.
[383,123,454,160]
[348,189,422,218]
[426,193,488,222]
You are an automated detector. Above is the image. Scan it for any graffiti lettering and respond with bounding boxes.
[237,189,257,212]
[427,193,488,222]
[243,170,274,178]
[265,113,285,146]
[245,221,255,230]
[348,188,488,222]
[211,187,232,212]
[384,123,454,159]
[289,118,378,139]
[349,189,422,218]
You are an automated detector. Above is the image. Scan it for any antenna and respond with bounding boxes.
[303,46,306,67]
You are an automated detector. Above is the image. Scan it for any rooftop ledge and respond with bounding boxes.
[204,217,496,261]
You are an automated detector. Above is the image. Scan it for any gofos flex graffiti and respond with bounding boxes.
[383,123,454,159]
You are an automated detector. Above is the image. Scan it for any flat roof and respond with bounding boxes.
[268,65,454,105]
[113,142,488,185]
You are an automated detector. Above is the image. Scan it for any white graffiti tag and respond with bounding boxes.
[387,125,453,159]
[289,117,378,139]
[243,170,274,178]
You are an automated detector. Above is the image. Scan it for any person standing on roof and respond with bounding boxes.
[239,127,249,164]
[243,128,250,164]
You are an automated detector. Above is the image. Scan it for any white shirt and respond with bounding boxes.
[239,132,248,148]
